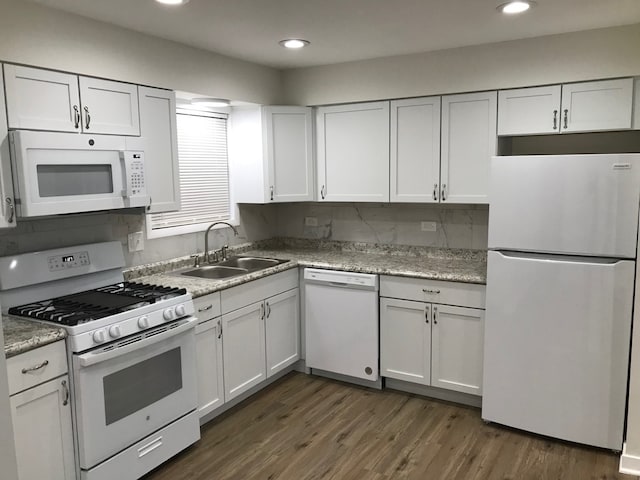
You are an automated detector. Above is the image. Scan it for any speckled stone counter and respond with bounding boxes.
[3,315,67,358]
[126,239,487,299]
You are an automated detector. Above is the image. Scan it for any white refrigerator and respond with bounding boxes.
[482,154,640,450]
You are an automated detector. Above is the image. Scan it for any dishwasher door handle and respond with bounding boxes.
[328,281,350,287]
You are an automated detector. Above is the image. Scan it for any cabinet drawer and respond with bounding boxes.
[193,292,221,322]
[380,276,485,309]
[221,269,298,315]
[7,340,67,396]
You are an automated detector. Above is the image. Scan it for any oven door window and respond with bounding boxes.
[103,347,182,425]
[37,164,114,197]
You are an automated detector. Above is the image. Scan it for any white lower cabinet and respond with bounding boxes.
[265,289,300,377]
[380,276,485,396]
[7,341,74,480]
[195,318,224,417]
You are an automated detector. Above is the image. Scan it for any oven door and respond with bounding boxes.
[10,130,129,217]
[72,317,198,470]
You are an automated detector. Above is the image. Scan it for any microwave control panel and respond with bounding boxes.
[121,151,149,208]
[48,251,90,272]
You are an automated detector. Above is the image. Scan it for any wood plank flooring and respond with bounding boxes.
[145,372,635,480]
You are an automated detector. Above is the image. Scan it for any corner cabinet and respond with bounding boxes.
[441,91,497,204]
[316,101,390,202]
[4,64,140,136]
[380,276,486,396]
[229,106,314,203]
[125,87,181,213]
[0,68,16,229]
[7,341,75,480]
[498,78,634,135]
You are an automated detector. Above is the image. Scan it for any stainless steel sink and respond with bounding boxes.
[217,256,285,270]
[180,265,248,279]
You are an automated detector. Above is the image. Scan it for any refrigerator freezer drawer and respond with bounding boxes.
[482,251,634,449]
[488,154,640,257]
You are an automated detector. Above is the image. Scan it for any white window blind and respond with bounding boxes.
[149,111,230,231]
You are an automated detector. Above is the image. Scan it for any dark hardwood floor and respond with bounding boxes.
[145,372,635,480]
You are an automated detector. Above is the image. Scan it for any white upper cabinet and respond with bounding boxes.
[441,91,497,204]
[4,64,140,135]
[126,87,180,213]
[498,85,562,135]
[4,64,81,133]
[561,78,633,133]
[498,78,634,135]
[78,76,140,136]
[0,69,16,229]
[390,97,441,203]
[229,106,313,204]
[316,101,390,202]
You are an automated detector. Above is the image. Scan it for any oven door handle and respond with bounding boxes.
[77,317,197,368]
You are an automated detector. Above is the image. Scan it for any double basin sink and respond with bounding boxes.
[176,256,289,280]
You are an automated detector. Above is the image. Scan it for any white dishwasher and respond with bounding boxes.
[304,268,379,381]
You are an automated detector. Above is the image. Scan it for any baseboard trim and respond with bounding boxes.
[385,378,482,408]
[310,368,383,390]
[620,443,640,475]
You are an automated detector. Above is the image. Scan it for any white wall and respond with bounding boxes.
[0,0,282,104]
[282,23,640,105]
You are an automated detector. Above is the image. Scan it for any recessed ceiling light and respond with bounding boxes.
[155,0,189,6]
[191,97,230,107]
[279,39,310,49]
[497,1,534,14]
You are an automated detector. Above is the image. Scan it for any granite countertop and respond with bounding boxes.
[3,314,67,358]
[126,240,487,299]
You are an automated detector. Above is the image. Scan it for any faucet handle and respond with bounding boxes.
[190,254,200,267]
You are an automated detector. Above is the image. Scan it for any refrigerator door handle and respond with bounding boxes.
[495,250,626,265]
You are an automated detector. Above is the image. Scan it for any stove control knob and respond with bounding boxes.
[138,316,149,329]
[175,304,186,317]
[109,325,122,338]
[163,308,174,321]
[93,330,106,344]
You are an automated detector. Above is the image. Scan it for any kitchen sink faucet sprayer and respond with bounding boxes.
[204,221,239,264]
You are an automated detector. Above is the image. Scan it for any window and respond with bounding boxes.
[147,109,232,237]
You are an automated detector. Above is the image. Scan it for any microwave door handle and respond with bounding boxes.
[120,152,133,199]
[77,317,196,368]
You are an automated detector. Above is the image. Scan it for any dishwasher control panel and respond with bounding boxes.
[303,268,378,289]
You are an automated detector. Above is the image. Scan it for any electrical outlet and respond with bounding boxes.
[421,221,437,232]
[305,216,318,227]
[128,231,144,252]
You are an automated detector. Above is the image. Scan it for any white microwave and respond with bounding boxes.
[9,130,149,217]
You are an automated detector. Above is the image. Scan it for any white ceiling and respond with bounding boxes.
[28,0,640,69]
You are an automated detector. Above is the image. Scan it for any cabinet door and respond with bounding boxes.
[316,101,390,202]
[79,76,140,135]
[431,304,484,395]
[561,78,633,133]
[380,298,431,385]
[222,301,266,401]
[390,97,441,203]
[264,106,314,202]
[441,91,497,204]
[498,85,561,135]
[0,69,16,229]
[3,64,80,133]
[265,288,300,377]
[127,87,180,213]
[195,319,224,418]
[10,375,75,480]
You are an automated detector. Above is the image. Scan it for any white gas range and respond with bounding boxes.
[0,242,200,480]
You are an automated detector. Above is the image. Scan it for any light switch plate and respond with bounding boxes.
[421,221,437,232]
[305,216,318,227]
[128,231,144,252]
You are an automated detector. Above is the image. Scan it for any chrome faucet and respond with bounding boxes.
[204,221,239,264]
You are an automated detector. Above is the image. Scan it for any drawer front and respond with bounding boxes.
[7,340,67,396]
[380,275,486,309]
[221,269,299,315]
[193,292,222,322]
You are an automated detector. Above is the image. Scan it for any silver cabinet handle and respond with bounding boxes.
[422,288,441,294]
[441,184,447,202]
[563,109,568,130]
[73,105,80,129]
[320,185,326,200]
[270,186,274,201]
[553,109,558,130]
[433,183,438,201]
[198,304,213,312]
[6,197,14,224]
[147,197,153,212]
[425,308,430,324]
[61,379,69,406]
[22,360,49,374]
[84,106,91,129]
[217,319,222,339]
[260,303,265,320]
[266,301,271,318]
[433,306,438,325]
